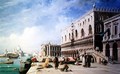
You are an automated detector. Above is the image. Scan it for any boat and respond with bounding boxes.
[0,54,6,57]
[0,58,14,64]
[6,52,19,58]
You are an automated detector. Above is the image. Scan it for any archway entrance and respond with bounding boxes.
[105,44,110,57]
[112,42,118,61]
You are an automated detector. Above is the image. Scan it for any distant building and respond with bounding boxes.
[103,14,120,63]
[41,43,61,57]
[61,6,120,63]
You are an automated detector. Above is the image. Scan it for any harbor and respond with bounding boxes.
[0,48,32,74]
[0,0,120,74]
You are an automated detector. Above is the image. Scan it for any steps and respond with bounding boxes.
[79,50,108,64]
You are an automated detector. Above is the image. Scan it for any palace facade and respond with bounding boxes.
[61,6,120,63]
[103,14,120,63]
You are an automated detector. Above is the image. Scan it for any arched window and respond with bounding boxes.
[99,24,102,32]
[75,30,78,37]
[115,25,117,35]
[83,21,84,25]
[89,25,92,34]
[80,23,81,26]
[85,20,86,24]
[72,32,74,39]
[91,16,92,20]
[96,24,103,33]
[88,18,90,22]
[65,35,67,41]
[69,33,71,40]
[81,28,84,37]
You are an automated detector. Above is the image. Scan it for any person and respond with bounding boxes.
[60,64,69,72]
[76,55,80,65]
[86,54,91,67]
[53,56,59,69]
[82,54,86,67]
[101,59,108,65]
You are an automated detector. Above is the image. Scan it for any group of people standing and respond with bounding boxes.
[82,53,92,67]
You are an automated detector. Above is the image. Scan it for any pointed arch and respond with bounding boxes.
[89,25,92,34]
[75,29,78,37]
[65,35,67,41]
[69,33,71,40]
[112,42,118,61]
[81,28,84,37]
[105,44,110,57]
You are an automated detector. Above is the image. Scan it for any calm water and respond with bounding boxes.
[0,64,19,74]
[0,55,31,74]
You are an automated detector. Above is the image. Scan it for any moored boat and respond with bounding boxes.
[0,58,14,64]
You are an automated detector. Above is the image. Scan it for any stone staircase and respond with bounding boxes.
[79,50,108,64]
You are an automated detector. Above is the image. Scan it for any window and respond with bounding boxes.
[113,21,118,35]
[72,32,74,39]
[88,18,90,22]
[83,21,84,25]
[69,33,71,39]
[85,20,86,24]
[81,28,84,37]
[91,16,92,20]
[65,35,67,41]
[115,26,117,35]
[75,30,78,37]
[62,37,63,42]
[99,15,102,20]
[80,23,81,26]
[96,24,102,33]
[89,25,92,34]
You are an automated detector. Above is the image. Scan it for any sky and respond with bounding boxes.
[0,0,120,54]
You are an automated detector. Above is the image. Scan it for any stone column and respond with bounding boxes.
[110,22,112,39]
[47,46,49,56]
[51,47,53,56]
[53,47,54,56]
[49,45,50,57]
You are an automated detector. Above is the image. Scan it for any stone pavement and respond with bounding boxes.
[27,62,120,74]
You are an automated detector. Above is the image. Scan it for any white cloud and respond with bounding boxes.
[3,0,28,8]
[0,0,77,54]
[0,21,69,54]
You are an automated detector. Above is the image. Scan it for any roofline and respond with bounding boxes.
[75,7,120,23]
[61,7,120,31]
[104,13,120,22]
[61,9,93,32]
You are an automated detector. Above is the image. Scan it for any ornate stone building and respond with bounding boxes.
[41,43,61,57]
[61,6,120,63]
[103,14,120,63]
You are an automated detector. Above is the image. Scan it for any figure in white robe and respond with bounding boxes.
[82,55,86,67]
